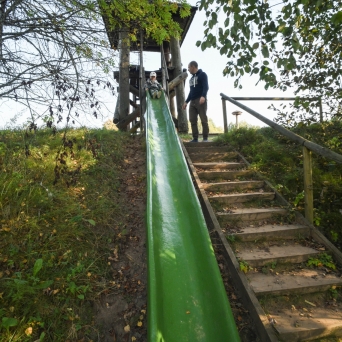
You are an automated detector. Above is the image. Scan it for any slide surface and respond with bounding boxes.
[146,91,240,342]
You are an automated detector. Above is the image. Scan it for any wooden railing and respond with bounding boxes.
[220,93,342,224]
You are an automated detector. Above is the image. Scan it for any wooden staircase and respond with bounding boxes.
[182,141,342,342]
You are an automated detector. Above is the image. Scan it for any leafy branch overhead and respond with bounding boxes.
[197,0,342,123]
[0,0,190,127]
[99,0,190,45]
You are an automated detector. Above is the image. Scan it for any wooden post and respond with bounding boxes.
[118,28,130,131]
[170,96,176,119]
[168,72,188,92]
[170,36,188,133]
[222,98,228,133]
[113,94,120,124]
[139,30,145,133]
[163,41,171,67]
[303,146,314,224]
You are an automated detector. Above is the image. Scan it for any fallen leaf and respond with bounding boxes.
[124,325,130,332]
[25,327,33,335]
[137,321,142,327]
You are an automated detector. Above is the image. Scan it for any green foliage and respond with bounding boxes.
[239,260,250,274]
[307,253,336,270]
[198,0,342,122]
[100,0,191,44]
[0,128,131,341]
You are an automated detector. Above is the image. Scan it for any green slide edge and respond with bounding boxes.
[146,91,240,342]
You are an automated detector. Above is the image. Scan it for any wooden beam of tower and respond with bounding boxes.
[118,28,130,131]
[168,72,188,92]
[116,107,140,130]
[130,85,139,97]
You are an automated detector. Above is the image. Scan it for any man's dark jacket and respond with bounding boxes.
[185,69,209,103]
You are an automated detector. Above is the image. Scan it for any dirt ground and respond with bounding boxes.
[93,135,259,342]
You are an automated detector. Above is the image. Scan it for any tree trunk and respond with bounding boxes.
[0,0,7,59]
[170,37,188,133]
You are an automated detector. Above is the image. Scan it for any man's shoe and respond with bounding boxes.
[189,139,198,143]
[157,90,162,99]
[152,92,157,99]
[203,139,209,142]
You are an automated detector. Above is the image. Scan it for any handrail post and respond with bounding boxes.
[303,146,314,224]
[222,98,228,133]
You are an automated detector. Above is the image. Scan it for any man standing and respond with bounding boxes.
[182,61,209,142]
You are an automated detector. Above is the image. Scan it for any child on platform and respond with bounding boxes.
[145,71,163,99]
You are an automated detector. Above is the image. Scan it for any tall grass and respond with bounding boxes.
[0,127,131,341]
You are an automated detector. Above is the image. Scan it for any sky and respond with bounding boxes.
[0,0,305,130]
[141,0,299,130]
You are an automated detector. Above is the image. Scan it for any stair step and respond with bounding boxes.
[198,170,254,181]
[193,162,245,170]
[234,224,309,241]
[183,141,218,147]
[187,146,231,153]
[189,151,239,162]
[217,208,288,223]
[248,269,342,296]
[202,180,265,192]
[270,307,342,342]
[236,245,320,267]
[209,192,275,204]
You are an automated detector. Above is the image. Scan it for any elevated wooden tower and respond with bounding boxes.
[102,5,197,132]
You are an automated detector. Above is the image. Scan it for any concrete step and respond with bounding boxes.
[217,208,288,223]
[233,224,310,241]
[236,244,320,267]
[193,162,245,170]
[183,141,218,147]
[209,192,275,204]
[248,269,342,296]
[266,305,342,341]
[188,151,239,162]
[202,180,265,192]
[198,170,254,181]
[186,146,231,153]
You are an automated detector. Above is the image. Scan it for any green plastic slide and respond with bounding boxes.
[146,91,240,342]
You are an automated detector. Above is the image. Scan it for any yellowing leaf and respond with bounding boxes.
[25,327,33,335]
[137,321,143,327]
[124,324,130,332]
[0,227,11,232]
